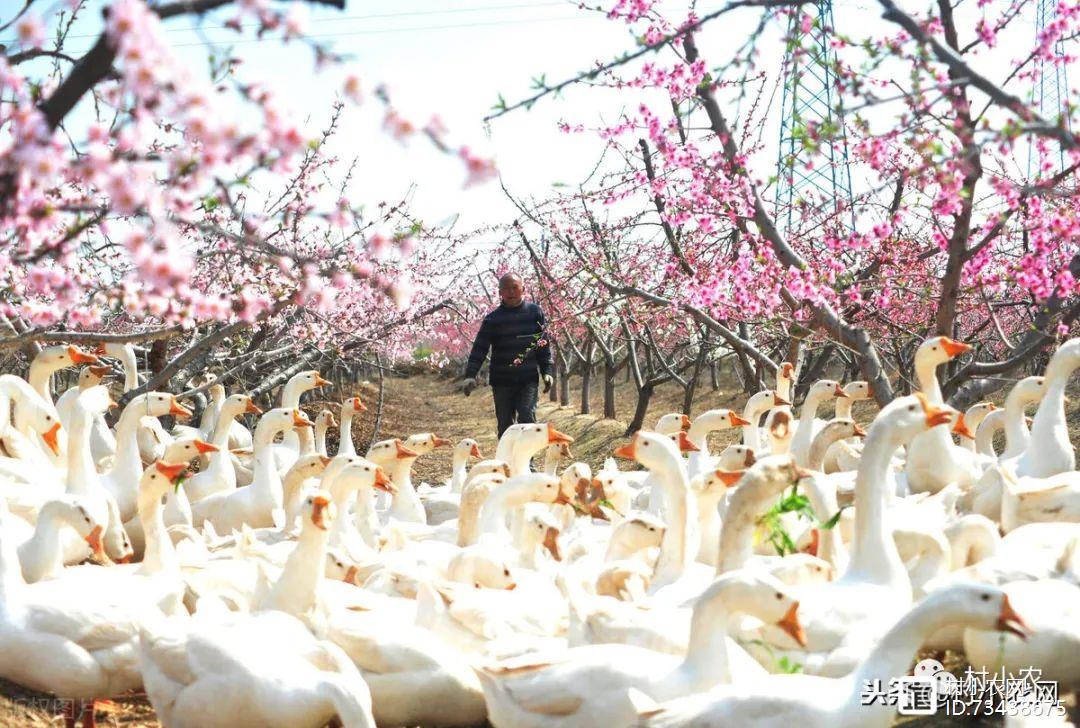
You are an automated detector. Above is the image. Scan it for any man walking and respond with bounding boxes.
[462,273,554,438]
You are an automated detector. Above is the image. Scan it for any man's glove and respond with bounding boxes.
[542,374,554,393]
[463,377,479,397]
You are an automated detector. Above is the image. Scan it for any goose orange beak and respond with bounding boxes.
[469,443,482,459]
[293,409,314,428]
[374,467,397,494]
[773,394,792,407]
[997,594,1029,639]
[914,392,953,428]
[613,439,636,460]
[715,469,745,487]
[941,338,972,358]
[311,495,330,530]
[351,396,367,411]
[543,527,562,562]
[68,345,99,365]
[546,422,574,445]
[801,529,820,558]
[679,414,691,431]
[42,422,62,455]
[394,440,420,459]
[320,455,332,466]
[743,449,757,467]
[245,400,263,415]
[344,565,359,585]
[89,364,112,378]
[781,362,794,378]
[85,525,104,556]
[853,423,868,438]
[952,412,975,440]
[194,439,219,454]
[777,602,807,647]
[169,397,193,419]
[314,373,331,387]
[729,412,752,427]
[833,383,848,398]
[432,436,452,448]
[155,460,187,482]
[676,431,700,453]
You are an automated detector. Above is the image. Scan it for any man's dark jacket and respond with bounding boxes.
[464,301,553,386]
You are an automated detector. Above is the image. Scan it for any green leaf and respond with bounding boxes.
[819,505,850,530]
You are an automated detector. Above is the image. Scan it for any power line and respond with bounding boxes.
[0,1,569,43]
[55,14,592,54]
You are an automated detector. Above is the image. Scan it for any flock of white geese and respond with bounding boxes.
[0,336,1078,727]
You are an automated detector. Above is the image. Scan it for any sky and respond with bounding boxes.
[11,0,1061,257]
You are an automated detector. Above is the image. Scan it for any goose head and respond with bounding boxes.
[325,548,361,585]
[163,437,218,464]
[807,419,865,469]
[514,422,574,457]
[963,401,996,431]
[776,362,796,395]
[1044,337,1080,378]
[504,472,572,506]
[221,394,262,418]
[38,344,100,370]
[715,444,756,471]
[298,490,335,532]
[1007,375,1047,410]
[806,379,846,405]
[254,407,312,441]
[691,409,752,434]
[544,441,573,465]
[656,412,692,435]
[921,582,1028,638]
[337,458,396,495]
[842,380,871,400]
[79,364,112,389]
[285,453,333,483]
[915,335,972,371]
[456,438,482,460]
[129,391,194,420]
[19,399,64,455]
[560,460,591,499]
[140,460,189,505]
[522,506,564,562]
[297,370,331,391]
[450,547,517,590]
[744,390,786,419]
[341,396,366,416]
[697,571,807,647]
[43,495,104,558]
[613,430,695,472]
[365,437,421,464]
[405,433,453,455]
[315,408,337,431]
[466,459,511,482]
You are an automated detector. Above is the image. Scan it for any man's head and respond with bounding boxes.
[498,273,525,307]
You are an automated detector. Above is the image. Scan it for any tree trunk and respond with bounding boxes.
[626,382,655,436]
[710,360,719,390]
[603,355,618,419]
[579,337,595,415]
[558,356,570,406]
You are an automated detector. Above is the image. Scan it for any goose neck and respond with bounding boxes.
[846,425,907,586]
[137,489,178,576]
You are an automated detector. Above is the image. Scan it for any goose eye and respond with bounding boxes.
[474,582,481,588]
[538,524,543,530]
[908,405,916,411]
[775,592,782,600]
[981,593,991,601]
[503,568,510,576]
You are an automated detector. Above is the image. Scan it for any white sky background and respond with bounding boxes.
[16,0,1059,261]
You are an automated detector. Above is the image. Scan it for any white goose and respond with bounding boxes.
[905,336,980,493]
[337,396,366,457]
[192,408,314,533]
[1015,337,1080,478]
[763,362,796,455]
[182,394,262,503]
[633,583,1028,728]
[685,409,752,479]
[738,393,952,677]
[475,571,806,728]
[741,389,789,453]
[790,380,846,467]
[0,460,190,727]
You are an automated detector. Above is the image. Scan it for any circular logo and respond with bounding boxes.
[913,658,959,696]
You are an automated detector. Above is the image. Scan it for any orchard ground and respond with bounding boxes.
[2,367,1080,726]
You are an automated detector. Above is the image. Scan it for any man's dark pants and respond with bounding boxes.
[493,380,538,438]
